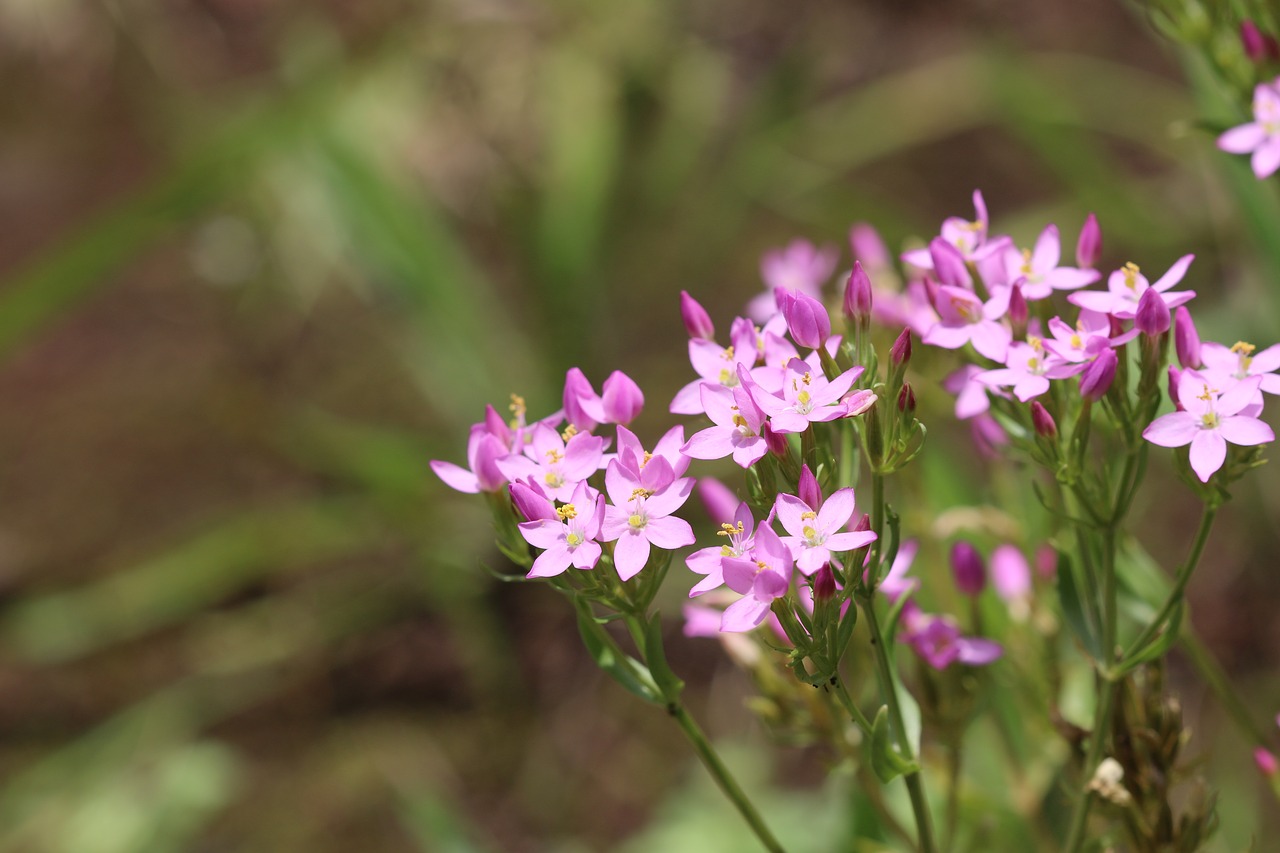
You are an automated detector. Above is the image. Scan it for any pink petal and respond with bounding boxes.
[430,460,480,493]
[1152,255,1194,293]
[1250,343,1280,374]
[1031,224,1061,272]
[1218,415,1275,447]
[570,540,603,570]
[922,323,973,350]
[774,493,810,538]
[1253,136,1280,179]
[970,322,1011,362]
[1189,430,1227,482]
[644,478,694,518]
[1219,122,1267,153]
[1218,376,1264,416]
[1068,290,1121,314]
[721,596,771,633]
[528,545,573,578]
[817,488,856,532]
[682,426,736,461]
[670,380,707,415]
[1143,412,1197,447]
[645,515,696,549]
[825,530,878,552]
[613,533,651,581]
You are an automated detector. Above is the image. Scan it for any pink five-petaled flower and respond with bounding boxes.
[750,240,838,321]
[900,606,1003,670]
[992,224,1100,299]
[1200,340,1280,396]
[1218,79,1280,179]
[519,482,606,578]
[1068,256,1195,320]
[601,461,696,581]
[901,189,1009,268]
[977,336,1081,402]
[669,318,761,415]
[720,523,794,632]
[1143,373,1274,482]
[923,284,1013,361]
[686,501,757,597]
[682,380,770,468]
[496,423,605,503]
[745,358,864,434]
[775,488,877,576]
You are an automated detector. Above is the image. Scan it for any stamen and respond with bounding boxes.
[1020,247,1033,274]
[556,503,577,520]
[721,345,735,361]
[630,487,654,500]
[800,511,818,520]
[1230,341,1256,355]
[1122,262,1140,289]
[561,424,578,442]
[545,448,564,463]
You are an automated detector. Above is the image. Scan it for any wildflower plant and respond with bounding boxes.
[433,190,1277,851]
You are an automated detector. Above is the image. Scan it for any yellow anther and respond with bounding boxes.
[1028,335,1043,351]
[628,513,645,528]
[630,487,654,500]
[802,525,818,539]
[800,511,818,520]
[509,394,526,416]
[721,345,735,361]
[1070,333,1083,349]
[561,424,578,442]
[732,414,748,428]
[718,521,745,537]
[755,560,769,570]
[1122,262,1140,289]
[641,451,653,467]
[556,503,578,520]
[1020,247,1034,274]
[545,448,564,463]
[1196,383,1215,403]
[1231,341,1257,355]
[802,371,813,385]
[963,219,983,231]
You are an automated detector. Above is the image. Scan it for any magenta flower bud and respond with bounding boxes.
[783,290,832,349]
[762,422,789,458]
[950,540,987,596]
[1241,21,1280,62]
[797,464,822,510]
[472,434,510,492]
[563,367,601,431]
[1008,282,1028,340]
[1079,348,1118,401]
[696,477,740,525]
[1255,747,1279,777]
[509,482,557,522]
[1167,365,1183,410]
[1076,213,1102,269]
[930,237,970,288]
[680,290,715,340]
[991,544,1031,603]
[843,261,873,325]
[1034,545,1057,581]
[812,563,838,602]
[1173,306,1202,369]
[897,382,916,413]
[890,327,912,367]
[922,275,941,311]
[1135,288,1170,337]
[849,223,890,270]
[601,370,644,425]
[1030,401,1057,438]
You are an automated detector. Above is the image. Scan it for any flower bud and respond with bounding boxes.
[991,544,1031,603]
[1167,365,1183,411]
[1079,347,1118,401]
[797,464,822,510]
[842,389,878,417]
[762,421,789,458]
[897,382,916,413]
[1174,306,1202,369]
[890,327,912,368]
[930,237,970,288]
[510,482,557,521]
[1034,545,1058,581]
[782,290,831,349]
[1030,401,1057,437]
[1241,20,1280,62]
[950,540,987,596]
[696,477,739,525]
[843,261,873,327]
[812,563,838,602]
[1255,747,1278,777]
[1076,213,1102,269]
[680,291,715,340]
[1008,282,1028,341]
[601,370,644,425]
[563,367,602,431]
[1135,288,1170,337]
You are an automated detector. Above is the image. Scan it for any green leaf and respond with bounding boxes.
[869,706,918,784]
[640,613,685,701]
[1117,602,1184,676]
[574,600,659,704]
[1055,551,1103,660]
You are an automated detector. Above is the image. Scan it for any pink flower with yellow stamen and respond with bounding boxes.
[1143,372,1274,482]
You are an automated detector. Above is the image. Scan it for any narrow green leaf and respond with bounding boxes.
[574,601,659,703]
[640,613,685,701]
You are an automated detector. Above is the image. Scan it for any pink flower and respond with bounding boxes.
[681,379,771,468]
[431,424,511,493]
[669,318,762,415]
[519,482,606,578]
[751,240,837,320]
[496,424,605,503]
[1200,340,1280,396]
[686,502,757,597]
[1143,373,1274,482]
[900,606,1003,670]
[901,189,1010,269]
[944,365,993,420]
[1069,256,1195,320]
[922,285,1012,361]
[1043,310,1134,363]
[991,544,1032,604]
[601,461,696,580]
[1218,80,1280,179]
[990,225,1099,298]
[774,488,877,576]
[745,358,864,434]
[978,337,1080,402]
[720,524,794,632]
[680,291,715,340]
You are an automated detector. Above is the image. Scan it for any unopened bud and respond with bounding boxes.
[842,389,878,417]
[680,291,715,340]
[762,422,789,458]
[991,544,1031,603]
[1008,282,1028,341]
[1241,20,1280,62]
[890,327,912,368]
[1076,213,1102,269]
[1135,288,1170,337]
[696,477,740,525]
[782,290,831,349]
[844,261,873,326]
[930,237,970,288]
[1167,365,1183,411]
[509,482,557,522]
[1174,306,1202,369]
[1080,348,1118,401]
[1255,747,1278,777]
[601,370,644,425]
[812,563,838,601]
[897,382,916,413]
[1030,401,1057,438]
[951,540,987,596]
[797,464,822,510]
[1035,545,1057,581]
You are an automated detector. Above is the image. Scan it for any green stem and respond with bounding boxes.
[1121,507,1217,660]
[670,704,788,853]
[861,596,937,853]
[1181,626,1270,747]
[830,676,875,738]
[1062,675,1119,853]
[869,471,885,575]
[944,741,962,853]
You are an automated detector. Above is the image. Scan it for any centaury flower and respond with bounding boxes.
[1143,373,1274,481]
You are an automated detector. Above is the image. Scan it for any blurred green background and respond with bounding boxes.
[1,0,1278,850]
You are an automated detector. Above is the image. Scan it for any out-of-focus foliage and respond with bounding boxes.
[0,0,1277,850]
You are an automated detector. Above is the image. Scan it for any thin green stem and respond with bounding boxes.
[1062,675,1119,853]
[830,676,874,738]
[861,596,937,853]
[670,704,788,853]
[944,741,962,853]
[870,471,885,574]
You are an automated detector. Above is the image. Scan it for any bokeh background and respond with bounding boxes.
[1,0,1278,850]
